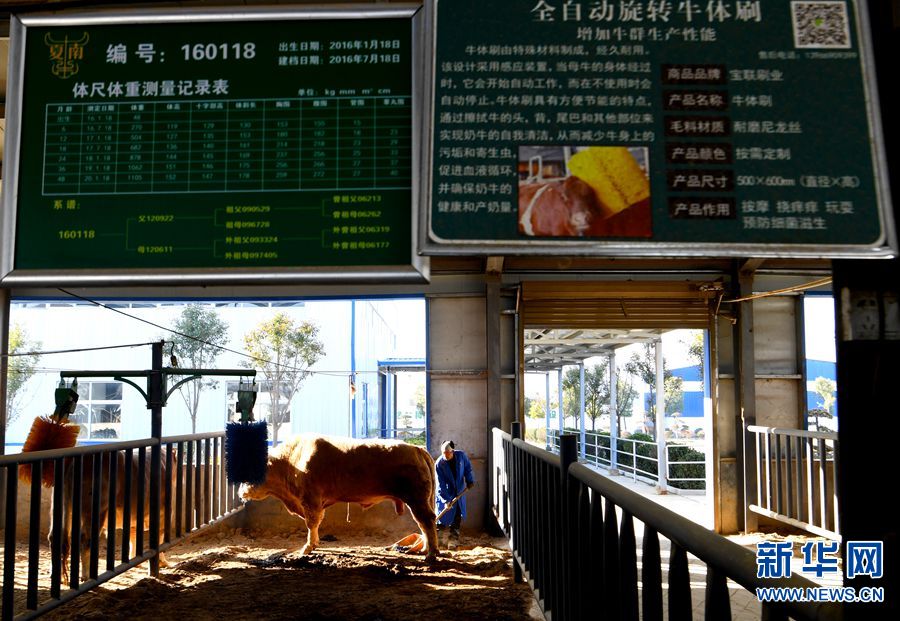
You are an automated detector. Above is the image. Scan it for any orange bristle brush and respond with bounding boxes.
[18,381,81,487]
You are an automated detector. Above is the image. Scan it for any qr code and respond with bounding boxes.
[791,1,852,48]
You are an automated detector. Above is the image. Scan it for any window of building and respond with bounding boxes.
[71,381,123,440]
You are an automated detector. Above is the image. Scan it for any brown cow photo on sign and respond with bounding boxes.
[517,145,652,238]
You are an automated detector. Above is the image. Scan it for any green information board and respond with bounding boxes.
[425,0,895,257]
[2,7,427,284]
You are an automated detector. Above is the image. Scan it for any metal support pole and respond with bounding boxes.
[544,372,550,450]
[559,433,577,621]
[579,362,586,460]
[511,420,522,441]
[486,278,503,533]
[609,352,619,474]
[558,367,564,437]
[509,421,523,582]
[0,288,9,451]
[655,340,667,493]
[148,341,163,576]
[736,268,758,531]
[0,289,9,530]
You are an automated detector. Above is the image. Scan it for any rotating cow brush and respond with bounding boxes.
[225,379,268,485]
[19,379,81,486]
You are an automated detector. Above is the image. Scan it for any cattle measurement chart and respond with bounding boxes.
[43,96,411,195]
[7,12,419,274]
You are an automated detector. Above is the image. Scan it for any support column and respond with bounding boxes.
[0,289,9,530]
[544,372,550,449]
[655,340,667,493]
[148,341,163,576]
[833,260,899,620]
[0,288,9,453]
[486,279,503,534]
[579,362,585,459]
[557,367,564,437]
[735,267,758,532]
[609,352,619,474]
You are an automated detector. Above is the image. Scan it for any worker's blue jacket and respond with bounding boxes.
[434,450,475,526]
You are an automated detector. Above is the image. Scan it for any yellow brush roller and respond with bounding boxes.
[567,147,650,217]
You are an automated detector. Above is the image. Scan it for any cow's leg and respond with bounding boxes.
[300,506,324,555]
[49,478,71,583]
[51,458,78,583]
[408,503,440,561]
[79,530,92,581]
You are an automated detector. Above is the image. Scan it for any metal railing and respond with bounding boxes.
[547,428,706,490]
[495,425,841,621]
[369,427,426,444]
[748,425,839,539]
[0,431,243,621]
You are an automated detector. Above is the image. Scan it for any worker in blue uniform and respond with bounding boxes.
[435,440,475,549]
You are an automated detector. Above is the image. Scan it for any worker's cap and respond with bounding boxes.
[440,440,455,452]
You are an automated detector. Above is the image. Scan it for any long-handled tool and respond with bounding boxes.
[390,488,468,554]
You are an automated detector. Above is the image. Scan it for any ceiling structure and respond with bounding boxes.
[524,327,665,373]
[519,280,720,372]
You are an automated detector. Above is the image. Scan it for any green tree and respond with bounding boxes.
[665,375,684,415]
[413,384,426,419]
[614,376,638,432]
[170,305,229,433]
[527,395,559,420]
[243,313,325,445]
[562,361,610,431]
[624,343,674,417]
[5,324,42,429]
[561,368,580,423]
[686,331,705,383]
[810,376,837,430]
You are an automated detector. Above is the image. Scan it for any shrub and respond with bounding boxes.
[667,444,706,490]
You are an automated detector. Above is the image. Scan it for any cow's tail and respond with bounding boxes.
[417,446,437,516]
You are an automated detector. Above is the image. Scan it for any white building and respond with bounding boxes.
[5,297,421,451]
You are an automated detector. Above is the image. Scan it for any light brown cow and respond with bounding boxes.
[240,435,439,560]
[55,449,176,581]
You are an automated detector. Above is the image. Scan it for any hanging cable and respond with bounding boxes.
[1,341,157,358]
[720,277,832,304]
[54,288,352,376]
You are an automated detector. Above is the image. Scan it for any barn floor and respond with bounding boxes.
[23,526,541,621]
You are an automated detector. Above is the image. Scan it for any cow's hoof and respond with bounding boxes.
[299,544,316,556]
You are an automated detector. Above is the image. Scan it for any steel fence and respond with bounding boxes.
[546,428,706,490]
[748,425,839,539]
[495,425,841,621]
[0,432,243,621]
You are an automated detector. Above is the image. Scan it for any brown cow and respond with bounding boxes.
[55,449,176,582]
[239,435,439,560]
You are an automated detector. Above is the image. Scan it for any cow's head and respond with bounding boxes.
[238,481,270,502]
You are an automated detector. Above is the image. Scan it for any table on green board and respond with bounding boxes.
[7,11,415,273]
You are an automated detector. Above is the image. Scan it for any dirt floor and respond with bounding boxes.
[27,525,541,621]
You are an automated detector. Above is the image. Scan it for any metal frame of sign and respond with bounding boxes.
[1,4,429,286]
[418,0,896,259]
